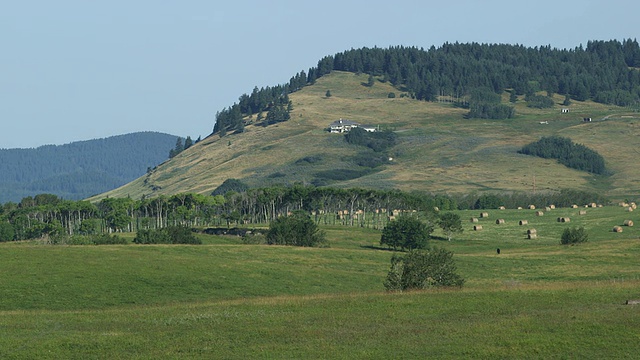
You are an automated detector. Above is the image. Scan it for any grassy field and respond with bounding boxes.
[2,205,640,358]
[93,71,640,202]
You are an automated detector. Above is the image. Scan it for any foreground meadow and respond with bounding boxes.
[1,205,640,358]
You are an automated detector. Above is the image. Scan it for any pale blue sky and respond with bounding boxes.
[1,0,638,148]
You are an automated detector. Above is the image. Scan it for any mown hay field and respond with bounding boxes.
[2,205,640,358]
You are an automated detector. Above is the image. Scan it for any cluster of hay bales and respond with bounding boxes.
[496,219,505,225]
[556,217,571,223]
[527,228,537,239]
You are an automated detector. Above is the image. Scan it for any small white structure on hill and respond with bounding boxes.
[329,119,377,133]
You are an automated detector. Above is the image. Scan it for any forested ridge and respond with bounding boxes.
[0,132,178,203]
[212,39,640,134]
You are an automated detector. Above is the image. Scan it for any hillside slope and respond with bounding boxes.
[0,132,178,202]
[94,72,639,201]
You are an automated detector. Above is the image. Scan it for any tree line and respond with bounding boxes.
[211,39,640,134]
[0,184,611,242]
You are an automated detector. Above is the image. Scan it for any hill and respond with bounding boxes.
[0,132,178,203]
[94,40,640,202]
[95,71,639,202]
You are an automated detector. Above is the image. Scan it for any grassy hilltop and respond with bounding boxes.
[94,71,640,202]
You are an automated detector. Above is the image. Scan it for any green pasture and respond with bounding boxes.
[2,205,640,358]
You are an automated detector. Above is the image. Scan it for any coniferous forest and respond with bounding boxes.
[0,132,179,203]
[212,39,640,134]
[519,136,608,175]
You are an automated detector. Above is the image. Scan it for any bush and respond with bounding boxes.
[134,226,201,244]
[266,211,327,247]
[384,248,464,291]
[560,226,588,245]
[380,216,432,251]
[0,221,15,242]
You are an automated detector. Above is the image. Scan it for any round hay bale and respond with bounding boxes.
[473,225,483,231]
[529,205,536,210]
[631,202,637,210]
[549,205,556,209]
[613,226,623,233]
[598,204,603,208]
[557,217,563,222]
[627,207,634,212]
[519,220,528,225]
[624,220,634,227]
[480,212,489,218]
[527,228,537,235]
[496,219,505,225]
[527,233,537,239]
[470,217,479,223]
[590,203,597,208]
[499,206,506,210]
[579,210,587,215]
[433,207,439,212]
[561,217,570,223]
[545,207,551,211]
[535,211,544,216]
[572,204,579,209]
[517,207,523,210]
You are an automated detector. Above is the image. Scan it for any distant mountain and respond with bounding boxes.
[0,132,179,203]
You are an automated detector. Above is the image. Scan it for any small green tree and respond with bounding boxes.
[562,94,572,106]
[438,212,463,241]
[325,89,332,98]
[560,226,588,245]
[380,216,432,251]
[266,211,327,247]
[384,248,464,291]
[0,221,15,242]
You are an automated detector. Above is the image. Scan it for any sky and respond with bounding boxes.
[1,0,638,149]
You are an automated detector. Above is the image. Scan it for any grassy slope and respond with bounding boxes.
[2,205,640,358]
[94,71,639,200]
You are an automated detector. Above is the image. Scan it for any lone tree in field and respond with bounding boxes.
[266,211,327,247]
[384,248,465,291]
[438,212,463,241]
[380,215,432,251]
[560,226,588,245]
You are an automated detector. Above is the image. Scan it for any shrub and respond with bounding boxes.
[560,226,588,245]
[384,248,464,291]
[266,211,327,247]
[380,216,432,251]
[0,221,15,242]
[134,226,201,245]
